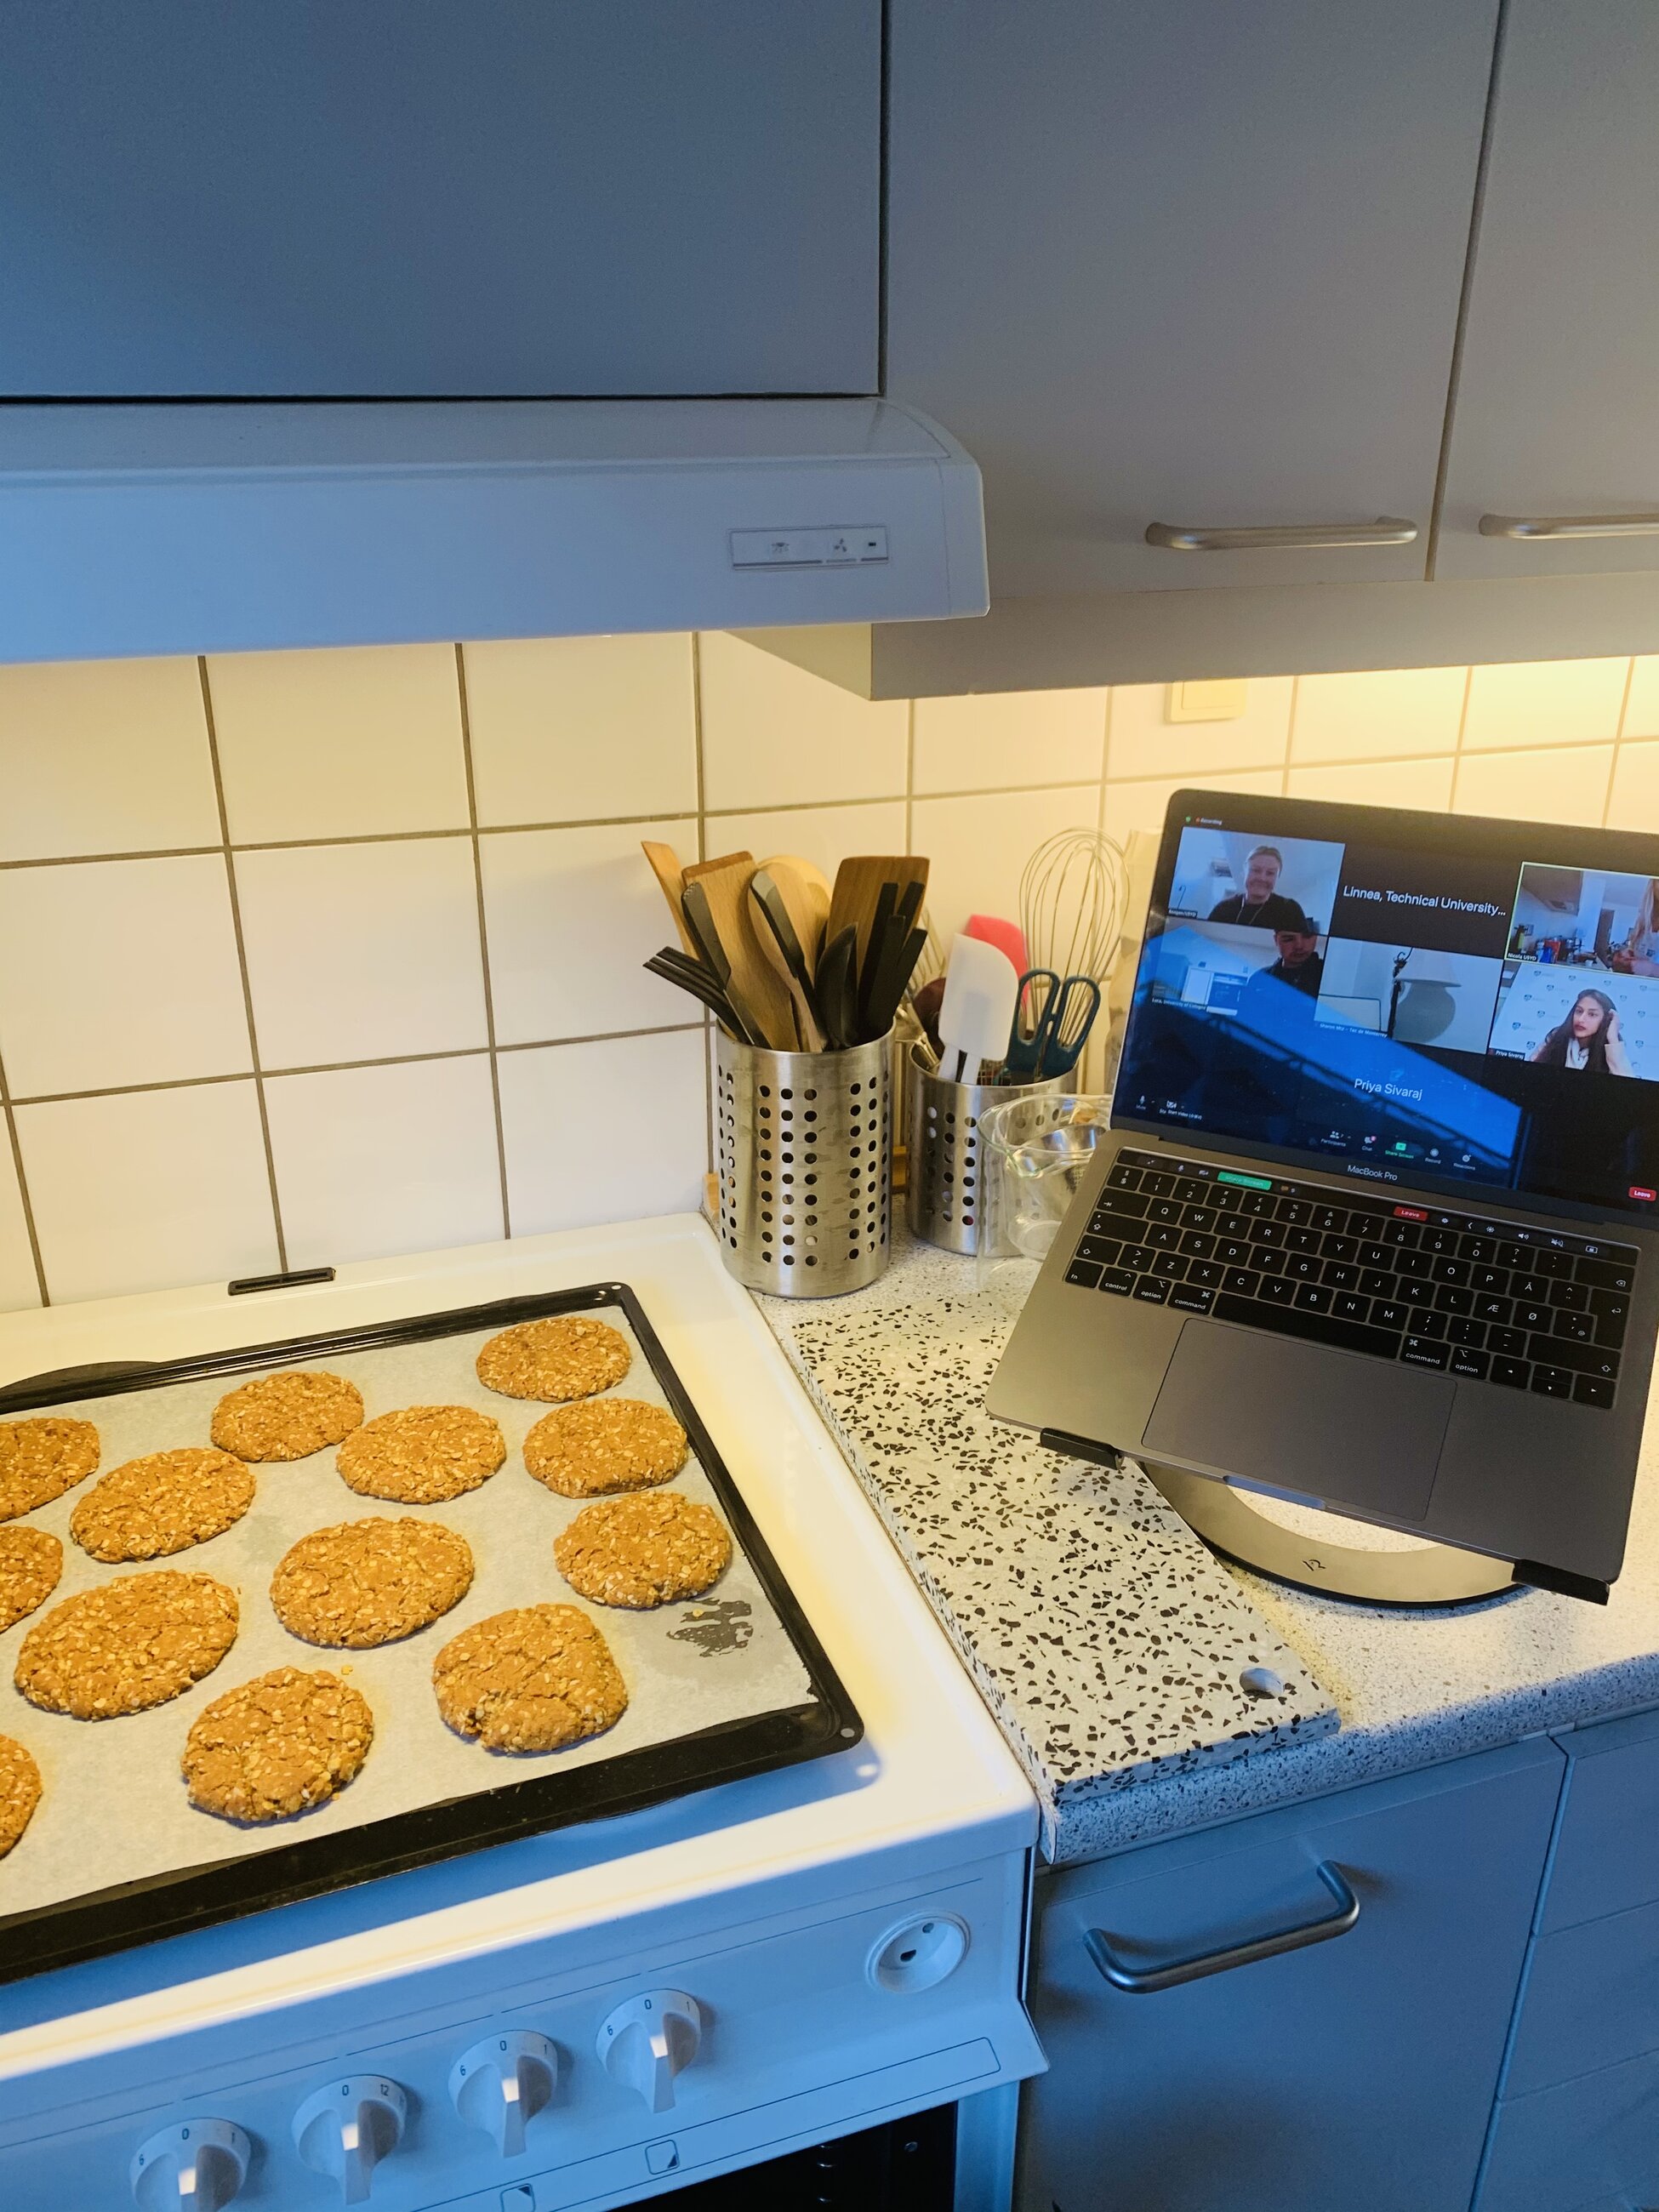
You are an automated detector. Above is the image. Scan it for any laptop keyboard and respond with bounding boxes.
[1064,1148,1637,1411]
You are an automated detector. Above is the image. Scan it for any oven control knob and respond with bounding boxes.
[131,2119,251,2211]
[292,2076,408,2205]
[596,1989,702,2114]
[449,2029,557,2158]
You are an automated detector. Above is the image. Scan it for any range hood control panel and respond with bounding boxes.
[730,525,888,567]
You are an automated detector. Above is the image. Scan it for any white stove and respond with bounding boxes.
[0,1216,1042,2210]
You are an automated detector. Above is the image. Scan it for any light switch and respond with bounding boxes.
[1166,679,1247,723]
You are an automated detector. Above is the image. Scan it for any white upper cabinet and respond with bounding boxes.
[884,1,1498,597]
[0,3,880,398]
[1435,3,1659,581]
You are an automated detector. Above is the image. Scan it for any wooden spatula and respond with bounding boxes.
[641,840,698,956]
[689,856,797,1049]
[829,855,929,989]
[684,849,754,883]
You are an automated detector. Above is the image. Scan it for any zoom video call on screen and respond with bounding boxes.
[1117,795,1659,1220]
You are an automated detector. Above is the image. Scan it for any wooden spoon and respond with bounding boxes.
[758,854,831,971]
[750,869,826,1050]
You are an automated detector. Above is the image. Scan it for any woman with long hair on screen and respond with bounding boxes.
[1530,988,1634,1075]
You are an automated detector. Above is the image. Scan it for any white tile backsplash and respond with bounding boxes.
[912,785,1102,945]
[912,687,1106,794]
[498,1029,708,1234]
[0,856,251,1097]
[0,656,219,862]
[208,643,470,842]
[235,836,488,1068]
[707,802,909,888]
[698,631,908,810]
[265,1056,505,1267]
[1,637,1654,1313]
[1107,679,1294,781]
[14,1082,278,1303]
[1290,666,1468,762]
[1454,744,1616,825]
[479,818,698,1046]
[1461,657,1630,751]
[1286,755,1457,810]
[463,634,698,825]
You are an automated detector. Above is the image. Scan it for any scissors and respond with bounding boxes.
[1002,970,1102,1080]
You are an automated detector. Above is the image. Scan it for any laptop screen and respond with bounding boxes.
[1115,788,1659,1223]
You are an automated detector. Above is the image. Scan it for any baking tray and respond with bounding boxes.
[0,1283,860,1985]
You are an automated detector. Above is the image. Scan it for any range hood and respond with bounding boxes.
[0,397,987,663]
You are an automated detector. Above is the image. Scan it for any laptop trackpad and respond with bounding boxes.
[1141,1322,1452,1522]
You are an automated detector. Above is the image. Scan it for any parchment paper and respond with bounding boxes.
[0,1306,813,1923]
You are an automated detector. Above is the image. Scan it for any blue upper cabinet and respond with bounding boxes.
[0,3,881,397]
[884,0,1498,598]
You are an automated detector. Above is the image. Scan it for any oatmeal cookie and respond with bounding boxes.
[0,1736,41,1858]
[210,1371,364,1462]
[271,1517,473,1648]
[0,1527,62,1633]
[475,1317,630,1403]
[15,1571,238,1719]
[553,1492,731,1610]
[336,1406,505,1504]
[69,1447,254,1563]
[432,1603,627,1754]
[523,1400,687,1498]
[0,1417,99,1523]
[183,1667,373,1823]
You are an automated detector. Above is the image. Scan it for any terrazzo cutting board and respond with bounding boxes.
[761,1240,1339,1861]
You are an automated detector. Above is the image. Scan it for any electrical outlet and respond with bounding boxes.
[1166,679,1247,722]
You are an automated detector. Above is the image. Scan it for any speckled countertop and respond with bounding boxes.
[757,1230,1659,1866]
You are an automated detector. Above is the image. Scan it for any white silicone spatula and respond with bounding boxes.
[938,932,1022,1083]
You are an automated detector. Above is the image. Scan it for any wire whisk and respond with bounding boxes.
[1018,829,1130,985]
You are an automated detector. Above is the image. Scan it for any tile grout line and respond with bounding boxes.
[0,1041,50,1308]
[691,634,714,1180]
[1607,655,1639,828]
[1097,690,1113,833]
[455,644,512,1242]
[199,655,288,1273]
[904,696,915,856]
[1447,664,1476,812]
[4,1024,710,1109]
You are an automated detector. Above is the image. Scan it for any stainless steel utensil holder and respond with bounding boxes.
[905,1044,1068,1255]
[715,1029,893,1296]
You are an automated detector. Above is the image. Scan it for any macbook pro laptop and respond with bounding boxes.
[988,789,1659,1601]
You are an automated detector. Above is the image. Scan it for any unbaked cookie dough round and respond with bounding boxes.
[210,1371,365,1462]
[183,1667,373,1824]
[432,1603,627,1754]
[553,1491,731,1610]
[475,1317,630,1404]
[15,1571,238,1719]
[69,1447,254,1563]
[336,1406,505,1504]
[0,1526,62,1633]
[523,1400,688,1498]
[0,1417,99,1523]
[0,1736,41,1859]
[271,1517,474,1649]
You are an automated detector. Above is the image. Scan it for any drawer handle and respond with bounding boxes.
[1145,517,1417,552]
[1479,510,1659,539]
[1085,1860,1360,1994]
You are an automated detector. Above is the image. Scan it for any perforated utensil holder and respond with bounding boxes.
[715,1028,893,1296]
[905,1044,1068,1255]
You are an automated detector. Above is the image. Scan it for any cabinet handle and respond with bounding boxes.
[1144,516,1417,552]
[1084,1860,1360,1994]
[1479,510,1659,539]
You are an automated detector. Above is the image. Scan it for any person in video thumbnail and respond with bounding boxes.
[1207,845,1307,931]
[1265,913,1324,996]
[1529,988,1634,1075]
[1612,877,1659,977]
